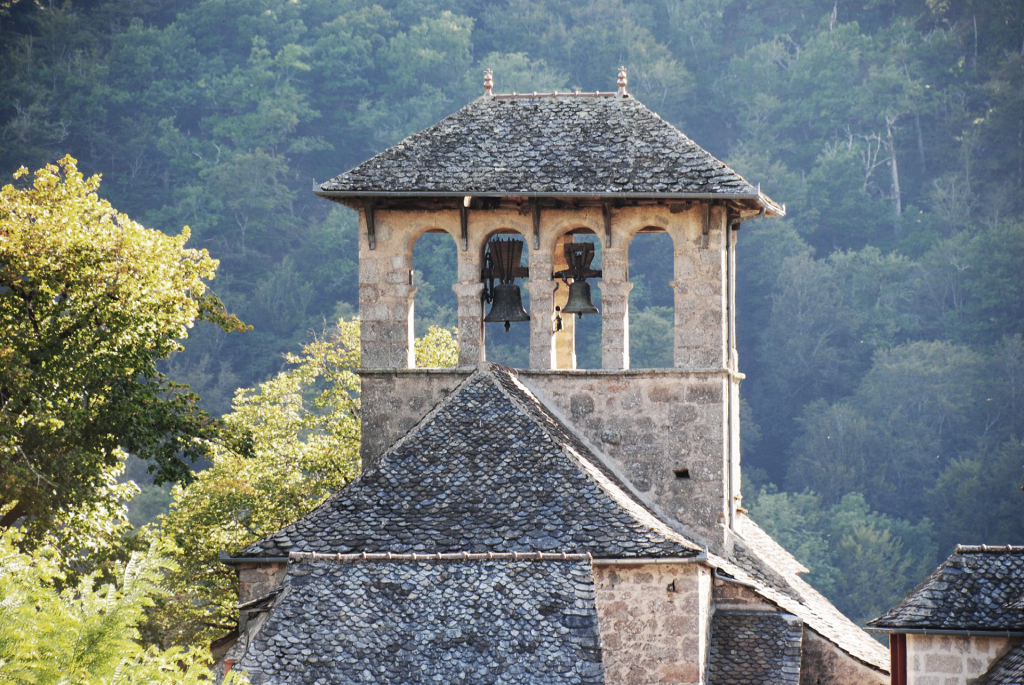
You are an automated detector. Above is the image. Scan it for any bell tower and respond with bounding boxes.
[316,69,782,554]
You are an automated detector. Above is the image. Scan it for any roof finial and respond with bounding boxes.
[483,69,493,98]
[617,66,627,98]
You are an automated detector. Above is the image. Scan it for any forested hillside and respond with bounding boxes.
[2,0,1023,627]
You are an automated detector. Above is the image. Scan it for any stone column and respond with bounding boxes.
[552,235,576,370]
[526,237,556,369]
[599,244,630,370]
[452,281,485,367]
[359,209,416,369]
[670,206,726,370]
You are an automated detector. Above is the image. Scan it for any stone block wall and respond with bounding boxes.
[520,370,733,552]
[357,369,472,467]
[905,634,1016,685]
[594,563,711,685]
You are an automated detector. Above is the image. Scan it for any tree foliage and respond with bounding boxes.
[0,526,245,684]
[0,157,245,539]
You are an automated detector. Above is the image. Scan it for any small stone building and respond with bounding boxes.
[867,545,1024,685]
[221,71,890,684]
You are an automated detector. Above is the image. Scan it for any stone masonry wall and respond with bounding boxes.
[594,563,711,685]
[520,370,732,552]
[358,369,471,467]
[905,634,1017,685]
[800,629,888,685]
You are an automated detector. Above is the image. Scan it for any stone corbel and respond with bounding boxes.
[362,199,376,250]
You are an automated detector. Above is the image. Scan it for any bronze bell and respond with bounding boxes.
[561,281,599,317]
[484,283,530,331]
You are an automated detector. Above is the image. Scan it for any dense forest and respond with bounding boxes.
[2,0,1023,658]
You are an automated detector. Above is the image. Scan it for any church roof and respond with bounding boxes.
[707,610,803,685]
[973,641,1024,685]
[235,365,700,560]
[315,93,780,212]
[866,545,1024,633]
[238,556,604,685]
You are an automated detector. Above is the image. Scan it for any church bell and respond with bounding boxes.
[561,280,599,317]
[484,283,531,331]
[482,237,530,331]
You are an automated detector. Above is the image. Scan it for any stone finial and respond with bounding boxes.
[484,69,494,98]
[617,66,627,97]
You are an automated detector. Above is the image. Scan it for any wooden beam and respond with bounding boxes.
[460,204,469,251]
[532,201,541,250]
[362,199,376,250]
[602,202,613,248]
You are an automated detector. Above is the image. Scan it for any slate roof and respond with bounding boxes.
[708,515,891,673]
[973,640,1024,685]
[239,557,604,685]
[707,610,803,685]
[316,94,780,210]
[867,545,1024,633]
[236,365,699,560]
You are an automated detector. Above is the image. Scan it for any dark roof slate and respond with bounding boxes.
[707,610,803,685]
[317,95,769,201]
[973,641,1024,685]
[867,545,1024,632]
[237,365,698,559]
[239,558,604,685]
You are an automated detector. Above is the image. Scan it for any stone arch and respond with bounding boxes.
[410,228,460,367]
[548,224,604,369]
[626,226,676,368]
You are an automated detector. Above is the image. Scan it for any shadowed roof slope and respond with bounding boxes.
[973,641,1024,685]
[316,94,779,210]
[236,365,699,560]
[239,558,604,685]
[707,610,803,685]
[867,545,1024,633]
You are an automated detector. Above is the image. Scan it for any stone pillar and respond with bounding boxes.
[527,242,556,370]
[599,243,630,370]
[452,281,484,367]
[359,209,416,369]
[670,206,726,370]
[552,235,576,370]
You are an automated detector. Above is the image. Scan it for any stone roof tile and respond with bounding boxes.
[707,610,803,685]
[236,365,699,560]
[317,95,774,205]
[867,545,1024,632]
[239,558,604,684]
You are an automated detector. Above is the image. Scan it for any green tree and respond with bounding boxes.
[155,320,458,646]
[0,526,246,684]
[0,157,246,539]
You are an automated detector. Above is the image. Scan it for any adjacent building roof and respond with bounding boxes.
[235,365,700,560]
[973,641,1024,685]
[707,610,803,685]
[239,557,604,685]
[316,93,780,212]
[867,545,1024,633]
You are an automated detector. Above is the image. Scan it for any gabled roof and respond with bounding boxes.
[235,365,700,560]
[238,557,604,685]
[867,545,1024,633]
[973,641,1024,685]
[316,94,780,212]
[707,610,803,685]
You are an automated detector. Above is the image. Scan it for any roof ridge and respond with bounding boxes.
[955,544,1024,554]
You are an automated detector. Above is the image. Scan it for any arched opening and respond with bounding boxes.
[628,229,674,368]
[553,229,602,369]
[482,230,530,367]
[412,230,458,366]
